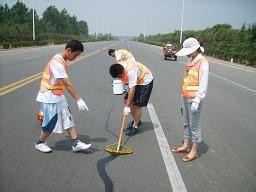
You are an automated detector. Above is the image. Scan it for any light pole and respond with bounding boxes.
[108,25,111,41]
[32,0,35,40]
[179,0,184,44]
[96,19,99,39]
[143,20,146,41]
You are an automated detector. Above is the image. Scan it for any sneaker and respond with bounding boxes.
[72,140,91,152]
[35,142,52,153]
[124,120,142,132]
[125,126,138,136]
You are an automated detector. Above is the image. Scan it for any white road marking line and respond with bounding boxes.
[24,56,42,60]
[210,72,256,94]
[140,45,163,55]
[0,42,108,55]
[126,41,131,52]
[207,58,256,74]
[147,103,187,192]
[0,45,58,53]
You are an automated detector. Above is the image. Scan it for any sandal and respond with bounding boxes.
[171,147,190,153]
[182,154,199,162]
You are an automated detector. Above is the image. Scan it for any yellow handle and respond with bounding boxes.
[116,114,127,151]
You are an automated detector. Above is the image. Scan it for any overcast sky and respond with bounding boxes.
[2,0,256,36]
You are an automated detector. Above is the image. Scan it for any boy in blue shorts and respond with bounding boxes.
[35,40,91,153]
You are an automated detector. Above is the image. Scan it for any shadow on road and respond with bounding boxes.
[96,121,156,192]
[199,141,209,155]
[51,135,108,153]
[122,121,155,144]
[96,122,155,192]
[136,121,155,134]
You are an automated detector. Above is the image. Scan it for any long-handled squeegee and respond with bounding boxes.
[105,114,133,155]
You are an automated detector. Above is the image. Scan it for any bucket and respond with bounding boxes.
[112,79,124,95]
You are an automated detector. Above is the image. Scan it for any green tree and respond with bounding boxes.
[78,20,88,35]
[139,23,256,66]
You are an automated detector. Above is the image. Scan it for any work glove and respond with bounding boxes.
[191,101,199,112]
[77,98,90,111]
[123,106,131,116]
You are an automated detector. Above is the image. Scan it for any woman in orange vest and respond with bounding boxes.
[109,60,153,136]
[171,38,209,162]
[35,40,91,153]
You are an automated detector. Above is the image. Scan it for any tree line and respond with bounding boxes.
[0,1,113,48]
[138,23,256,66]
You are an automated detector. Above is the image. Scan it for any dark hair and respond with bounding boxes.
[65,40,84,52]
[108,49,115,56]
[109,64,124,78]
[196,47,202,53]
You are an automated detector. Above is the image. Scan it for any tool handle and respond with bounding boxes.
[116,114,127,151]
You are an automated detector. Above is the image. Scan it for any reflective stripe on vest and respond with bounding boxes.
[184,85,199,91]
[40,56,67,96]
[187,70,198,77]
[120,61,150,85]
[42,73,50,80]
[41,81,64,90]
[182,57,206,99]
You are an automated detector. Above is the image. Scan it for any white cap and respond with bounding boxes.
[176,38,200,56]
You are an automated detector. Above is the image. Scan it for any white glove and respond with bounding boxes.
[77,98,89,111]
[123,106,131,116]
[191,101,199,112]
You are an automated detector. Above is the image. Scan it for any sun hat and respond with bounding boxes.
[176,38,200,56]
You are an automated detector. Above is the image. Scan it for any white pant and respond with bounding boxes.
[40,97,75,134]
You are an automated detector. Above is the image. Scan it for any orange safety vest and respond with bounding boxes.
[116,49,134,61]
[182,56,208,99]
[119,61,150,85]
[40,56,67,96]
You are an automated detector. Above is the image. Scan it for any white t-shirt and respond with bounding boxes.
[115,51,136,62]
[120,61,153,88]
[36,54,68,103]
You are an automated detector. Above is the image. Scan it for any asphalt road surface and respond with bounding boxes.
[0,41,255,192]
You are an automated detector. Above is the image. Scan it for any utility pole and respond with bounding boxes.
[179,0,185,44]
[32,0,35,40]
[107,25,110,40]
[95,19,98,39]
[143,21,146,41]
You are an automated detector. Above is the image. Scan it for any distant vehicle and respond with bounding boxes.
[163,43,177,61]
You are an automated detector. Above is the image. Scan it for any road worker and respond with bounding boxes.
[109,60,153,135]
[35,40,91,153]
[108,48,136,62]
[171,37,210,162]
